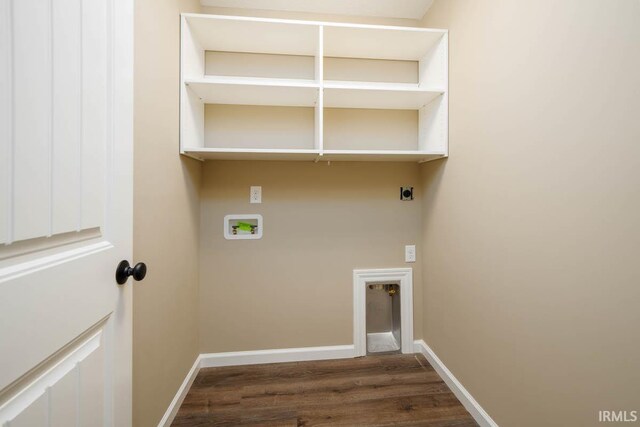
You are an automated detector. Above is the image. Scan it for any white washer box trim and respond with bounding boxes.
[353,267,414,356]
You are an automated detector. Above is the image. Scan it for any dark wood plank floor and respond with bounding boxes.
[172,353,478,427]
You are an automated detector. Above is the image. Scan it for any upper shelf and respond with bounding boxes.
[182,13,446,60]
[185,76,319,107]
[184,14,319,56]
[323,24,446,61]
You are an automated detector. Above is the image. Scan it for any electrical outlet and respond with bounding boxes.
[405,245,416,263]
[250,186,262,204]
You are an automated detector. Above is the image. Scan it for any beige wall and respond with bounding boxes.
[199,161,423,352]
[133,0,201,426]
[420,1,640,426]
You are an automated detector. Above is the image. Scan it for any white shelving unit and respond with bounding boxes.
[180,13,448,162]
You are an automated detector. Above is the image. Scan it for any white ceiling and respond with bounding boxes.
[199,0,434,20]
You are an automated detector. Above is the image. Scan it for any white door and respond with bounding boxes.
[0,0,134,425]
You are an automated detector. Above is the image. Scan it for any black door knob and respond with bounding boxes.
[115,260,147,285]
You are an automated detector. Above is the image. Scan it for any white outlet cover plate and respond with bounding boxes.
[250,186,262,204]
[405,245,416,263]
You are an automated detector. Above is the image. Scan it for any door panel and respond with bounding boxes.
[11,0,51,242]
[0,0,10,245]
[3,0,107,246]
[8,394,47,427]
[81,0,107,232]
[52,0,83,236]
[49,367,78,427]
[0,328,106,426]
[0,0,133,425]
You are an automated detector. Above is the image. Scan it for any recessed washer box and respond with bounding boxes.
[224,214,263,240]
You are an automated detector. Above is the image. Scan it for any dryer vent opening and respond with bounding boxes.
[366,283,401,354]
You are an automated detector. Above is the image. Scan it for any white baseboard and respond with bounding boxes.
[200,344,356,368]
[413,340,498,427]
[157,355,201,427]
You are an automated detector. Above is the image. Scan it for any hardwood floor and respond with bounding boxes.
[172,353,477,426]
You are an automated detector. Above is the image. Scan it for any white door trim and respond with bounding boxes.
[353,268,413,356]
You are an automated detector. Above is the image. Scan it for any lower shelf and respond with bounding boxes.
[182,148,320,161]
[182,147,446,162]
[321,150,445,162]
